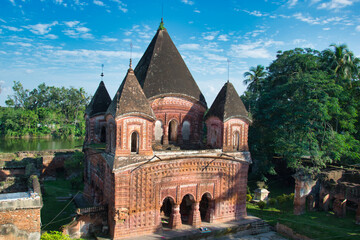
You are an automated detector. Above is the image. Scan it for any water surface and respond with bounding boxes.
[0,138,84,153]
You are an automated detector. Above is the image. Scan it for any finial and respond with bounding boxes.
[129,42,133,70]
[158,17,165,30]
[101,64,104,79]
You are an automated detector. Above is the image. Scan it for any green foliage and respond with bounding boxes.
[268,198,277,206]
[243,45,360,178]
[257,200,266,210]
[64,151,84,172]
[1,82,90,138]
[41,231,71,240]
[276,195,287,205]
[246,194,252,202]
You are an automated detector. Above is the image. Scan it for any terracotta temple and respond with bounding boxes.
[83,19,252,239]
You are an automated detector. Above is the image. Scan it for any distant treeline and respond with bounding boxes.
[241,44,360,178]
[0,81,90,138]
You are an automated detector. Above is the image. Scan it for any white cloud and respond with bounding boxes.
[230,40,281,59]
[203,53,227,61]
[76,26,90,33]
[202,31,219,41]
[9,0,15,6]
[179,43,200,50]
[45,34,58,39]
[25,21,58,35]
[53,49,142,59]
[0,18,6,23]
[323,27,331,30]
[181,0,194,5]
[194,9,200,13]
[4,42,32,47]
[93,0,105,6]
[242,10,264,17]
[1,25,23,32]
[356,25,360,31]
[288,0,298,7]
[292,39,315,48]
[293,13,321,24]
[218,34,229,41]
[318,0,356,10]
[102,37,118,42]
[64,21,80,28]
[110,0,128,13]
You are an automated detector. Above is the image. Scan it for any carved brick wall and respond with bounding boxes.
[110,158,249,239]
[223,119,249,152]
[150,97,206,145]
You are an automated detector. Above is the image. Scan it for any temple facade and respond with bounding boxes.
[83,20,252,239]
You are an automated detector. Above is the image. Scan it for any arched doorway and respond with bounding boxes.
[154,120,163,143]
[160,197,174,228]
[182,121,190,141]
[131,131,139,153]
[168,120,178,143]
[180,194,195,224]
[100,126,106,143]
[200,193,212,222]
[233,131,240,151]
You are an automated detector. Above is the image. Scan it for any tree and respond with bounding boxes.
[246,48,360,178]
[243,65,267,94]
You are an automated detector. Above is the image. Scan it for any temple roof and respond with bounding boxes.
[106,68,155,119]
[134,21,207,107]
[205,81,250,122]
[85,81,111,117]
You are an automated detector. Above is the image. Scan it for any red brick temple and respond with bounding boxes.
[83,19,252,239]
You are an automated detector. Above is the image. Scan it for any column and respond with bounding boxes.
[333,198,347,218]
[169,204,182,229]
[189,202,201,227]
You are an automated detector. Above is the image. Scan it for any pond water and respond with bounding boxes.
[0,138,84,153]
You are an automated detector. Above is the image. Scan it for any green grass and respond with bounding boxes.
[41,178,83,231]
[247,178,360,240]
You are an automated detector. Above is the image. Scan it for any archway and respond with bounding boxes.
[154,120,163,143]
[168,120,178,143]
[160,197,174,228]
[100,126,106,143]
[131,131,139,153]
[182,121,190,141]
[200,193,212,222]
[180,194,195,224]
[233,131,240,151]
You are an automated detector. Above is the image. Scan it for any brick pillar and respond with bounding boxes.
[205,206,214,223]
[189,202,201,227]
[170,204,182,229]
[333,199,347,218]
[293,174,316,215]
[307,195,316,211]
[356,204,360,224]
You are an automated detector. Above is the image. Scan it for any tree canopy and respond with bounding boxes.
[242,45,360,179]
[1,81,90,138]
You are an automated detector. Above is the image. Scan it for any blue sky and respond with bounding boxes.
[0,0,360,107]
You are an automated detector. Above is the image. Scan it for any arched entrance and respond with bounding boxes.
[180,194,195,224]
[160,197,174,228]
[154,120,163,144]
[233,131,240,151]
[100,126,106,143]
[131,131,139,153]
[200,193,213,222]
[182,121,190,141]
[168,120,178,143]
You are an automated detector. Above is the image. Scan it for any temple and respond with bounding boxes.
[82,19,252,239]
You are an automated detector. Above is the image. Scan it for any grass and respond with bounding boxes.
[41,177,83,231]
[247,177,360,240]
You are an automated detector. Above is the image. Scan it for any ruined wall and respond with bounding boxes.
[110,157,249,239]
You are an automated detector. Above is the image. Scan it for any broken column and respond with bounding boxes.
[333,198,347,218]
[293,174,316,215]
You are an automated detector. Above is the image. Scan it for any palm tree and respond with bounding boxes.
[327,43,359,86]
[243,65,267,94]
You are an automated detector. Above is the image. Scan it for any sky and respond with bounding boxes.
[0,0,360,107]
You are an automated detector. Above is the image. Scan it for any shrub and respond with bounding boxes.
[64,151,83,173]
[277,195,287,205]
[41,231,71,240]
[257,200,266,210]
[268,198,277,206]
[246,194,252,202]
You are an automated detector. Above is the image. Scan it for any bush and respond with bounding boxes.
[257,200,266,210]
[64,151,83,173]
[277,195,287,205]
[41,231,71,240]
[246,194,252,202]
[268,198,277,206]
